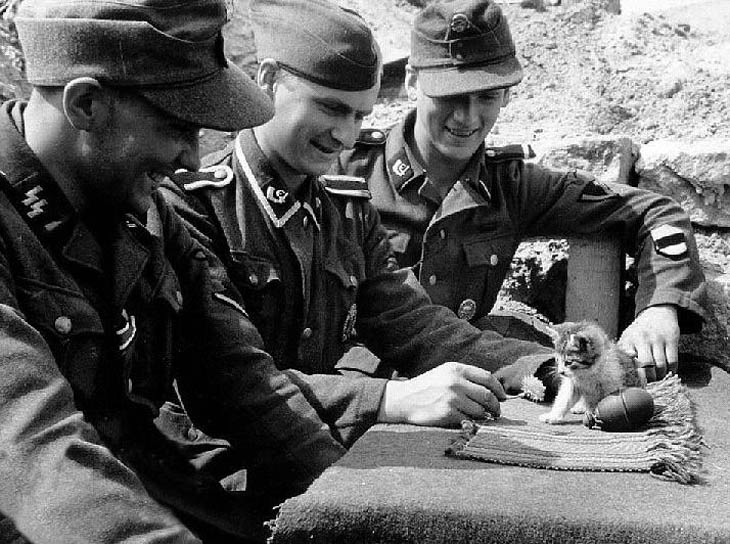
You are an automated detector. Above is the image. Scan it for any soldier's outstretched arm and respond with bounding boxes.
[0,291,200,542]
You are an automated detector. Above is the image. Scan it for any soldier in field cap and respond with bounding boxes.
[334,0,707,389]
[0,0,349,542]
[160,0,560,477]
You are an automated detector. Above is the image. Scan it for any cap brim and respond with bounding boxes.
[139,62,274,131]
[417,56,523,98]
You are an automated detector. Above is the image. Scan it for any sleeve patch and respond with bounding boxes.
[651,225,688,259]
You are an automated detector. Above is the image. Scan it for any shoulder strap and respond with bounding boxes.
[320,174,371,199]
[356,127,388,146]
[484,143,535,162]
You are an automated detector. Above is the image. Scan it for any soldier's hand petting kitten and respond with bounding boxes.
[618,304,679,383]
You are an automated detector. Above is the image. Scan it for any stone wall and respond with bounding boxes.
[501,136,730,371]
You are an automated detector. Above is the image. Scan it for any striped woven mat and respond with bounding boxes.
[447,374,703,484]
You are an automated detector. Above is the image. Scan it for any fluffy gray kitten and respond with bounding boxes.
[539,320,642,425]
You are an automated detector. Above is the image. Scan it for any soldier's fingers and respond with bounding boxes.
[666,342,680,375]
[463,382,501,418]
[461,366,507,401]
[651,342,668,380]
[635,342,656,383]
[457,395,493,421]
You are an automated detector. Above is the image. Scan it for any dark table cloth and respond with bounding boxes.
[271,363,730,544]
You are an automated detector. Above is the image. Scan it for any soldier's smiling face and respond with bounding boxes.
[407,70,507,163]
[258,68,379,177]
[85,88,201,217]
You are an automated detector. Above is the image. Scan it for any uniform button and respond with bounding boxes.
[175,290,183,306]
[371,130,384,140]
[214,167,228,179]
[301,327,313,340]
[429,274,437,286]
[303,216,309,228]
[54,316,72,335]
[439,229,446,240]
[248,273,259,286]
[127,378,134,394]
[455,53,464,60]
[490,254,499,266]
[349,275,358,287]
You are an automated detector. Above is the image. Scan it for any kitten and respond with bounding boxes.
[539,320,642,425]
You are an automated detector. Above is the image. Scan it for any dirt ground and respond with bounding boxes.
[3,0,728,146]
[346,0,730,144]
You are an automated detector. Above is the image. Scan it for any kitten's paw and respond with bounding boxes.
[571,399,588,414]
[539,412,564,424]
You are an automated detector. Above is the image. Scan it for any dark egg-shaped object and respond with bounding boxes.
[584,388,655,432]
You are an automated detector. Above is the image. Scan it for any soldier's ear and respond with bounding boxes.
[62,77,108,132]
[502,87,511,107]
[404,65,418,102]
[257,59,281,97]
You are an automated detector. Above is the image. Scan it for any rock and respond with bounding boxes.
[529,135,638,183]
[636,139,730,228]
[679,271,730,372]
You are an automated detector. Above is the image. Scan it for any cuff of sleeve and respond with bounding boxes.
[493,353,555,396]
[635,287,709,332]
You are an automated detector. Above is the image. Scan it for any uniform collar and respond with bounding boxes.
[0,101,154,296]
[385,109,427,193]
[0,100,77,245]
[235,130,319,229]
[385,109,491,203]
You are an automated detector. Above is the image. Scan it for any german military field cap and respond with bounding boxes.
[250,0,380,92]
[410,0,523,97]
[15,0,274,131]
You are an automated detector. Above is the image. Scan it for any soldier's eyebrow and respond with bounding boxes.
[314,96,372,118]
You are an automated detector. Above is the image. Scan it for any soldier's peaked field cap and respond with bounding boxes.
[15,0,274,131]
[250,0,380,92]
[410,0,523,97]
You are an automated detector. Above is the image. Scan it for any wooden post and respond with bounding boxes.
[564,137,634,339]
[565,233,623,338]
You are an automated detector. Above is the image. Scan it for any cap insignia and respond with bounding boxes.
[450,13,470,34]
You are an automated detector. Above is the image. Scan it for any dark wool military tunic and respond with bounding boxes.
[161,129,554,449]
[0,101,345,543]
[334,109,707,331]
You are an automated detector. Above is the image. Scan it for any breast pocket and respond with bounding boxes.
[323,243,365,344]
[232,254,282,332]
[461,232,516,318]
[15,278,105,404]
